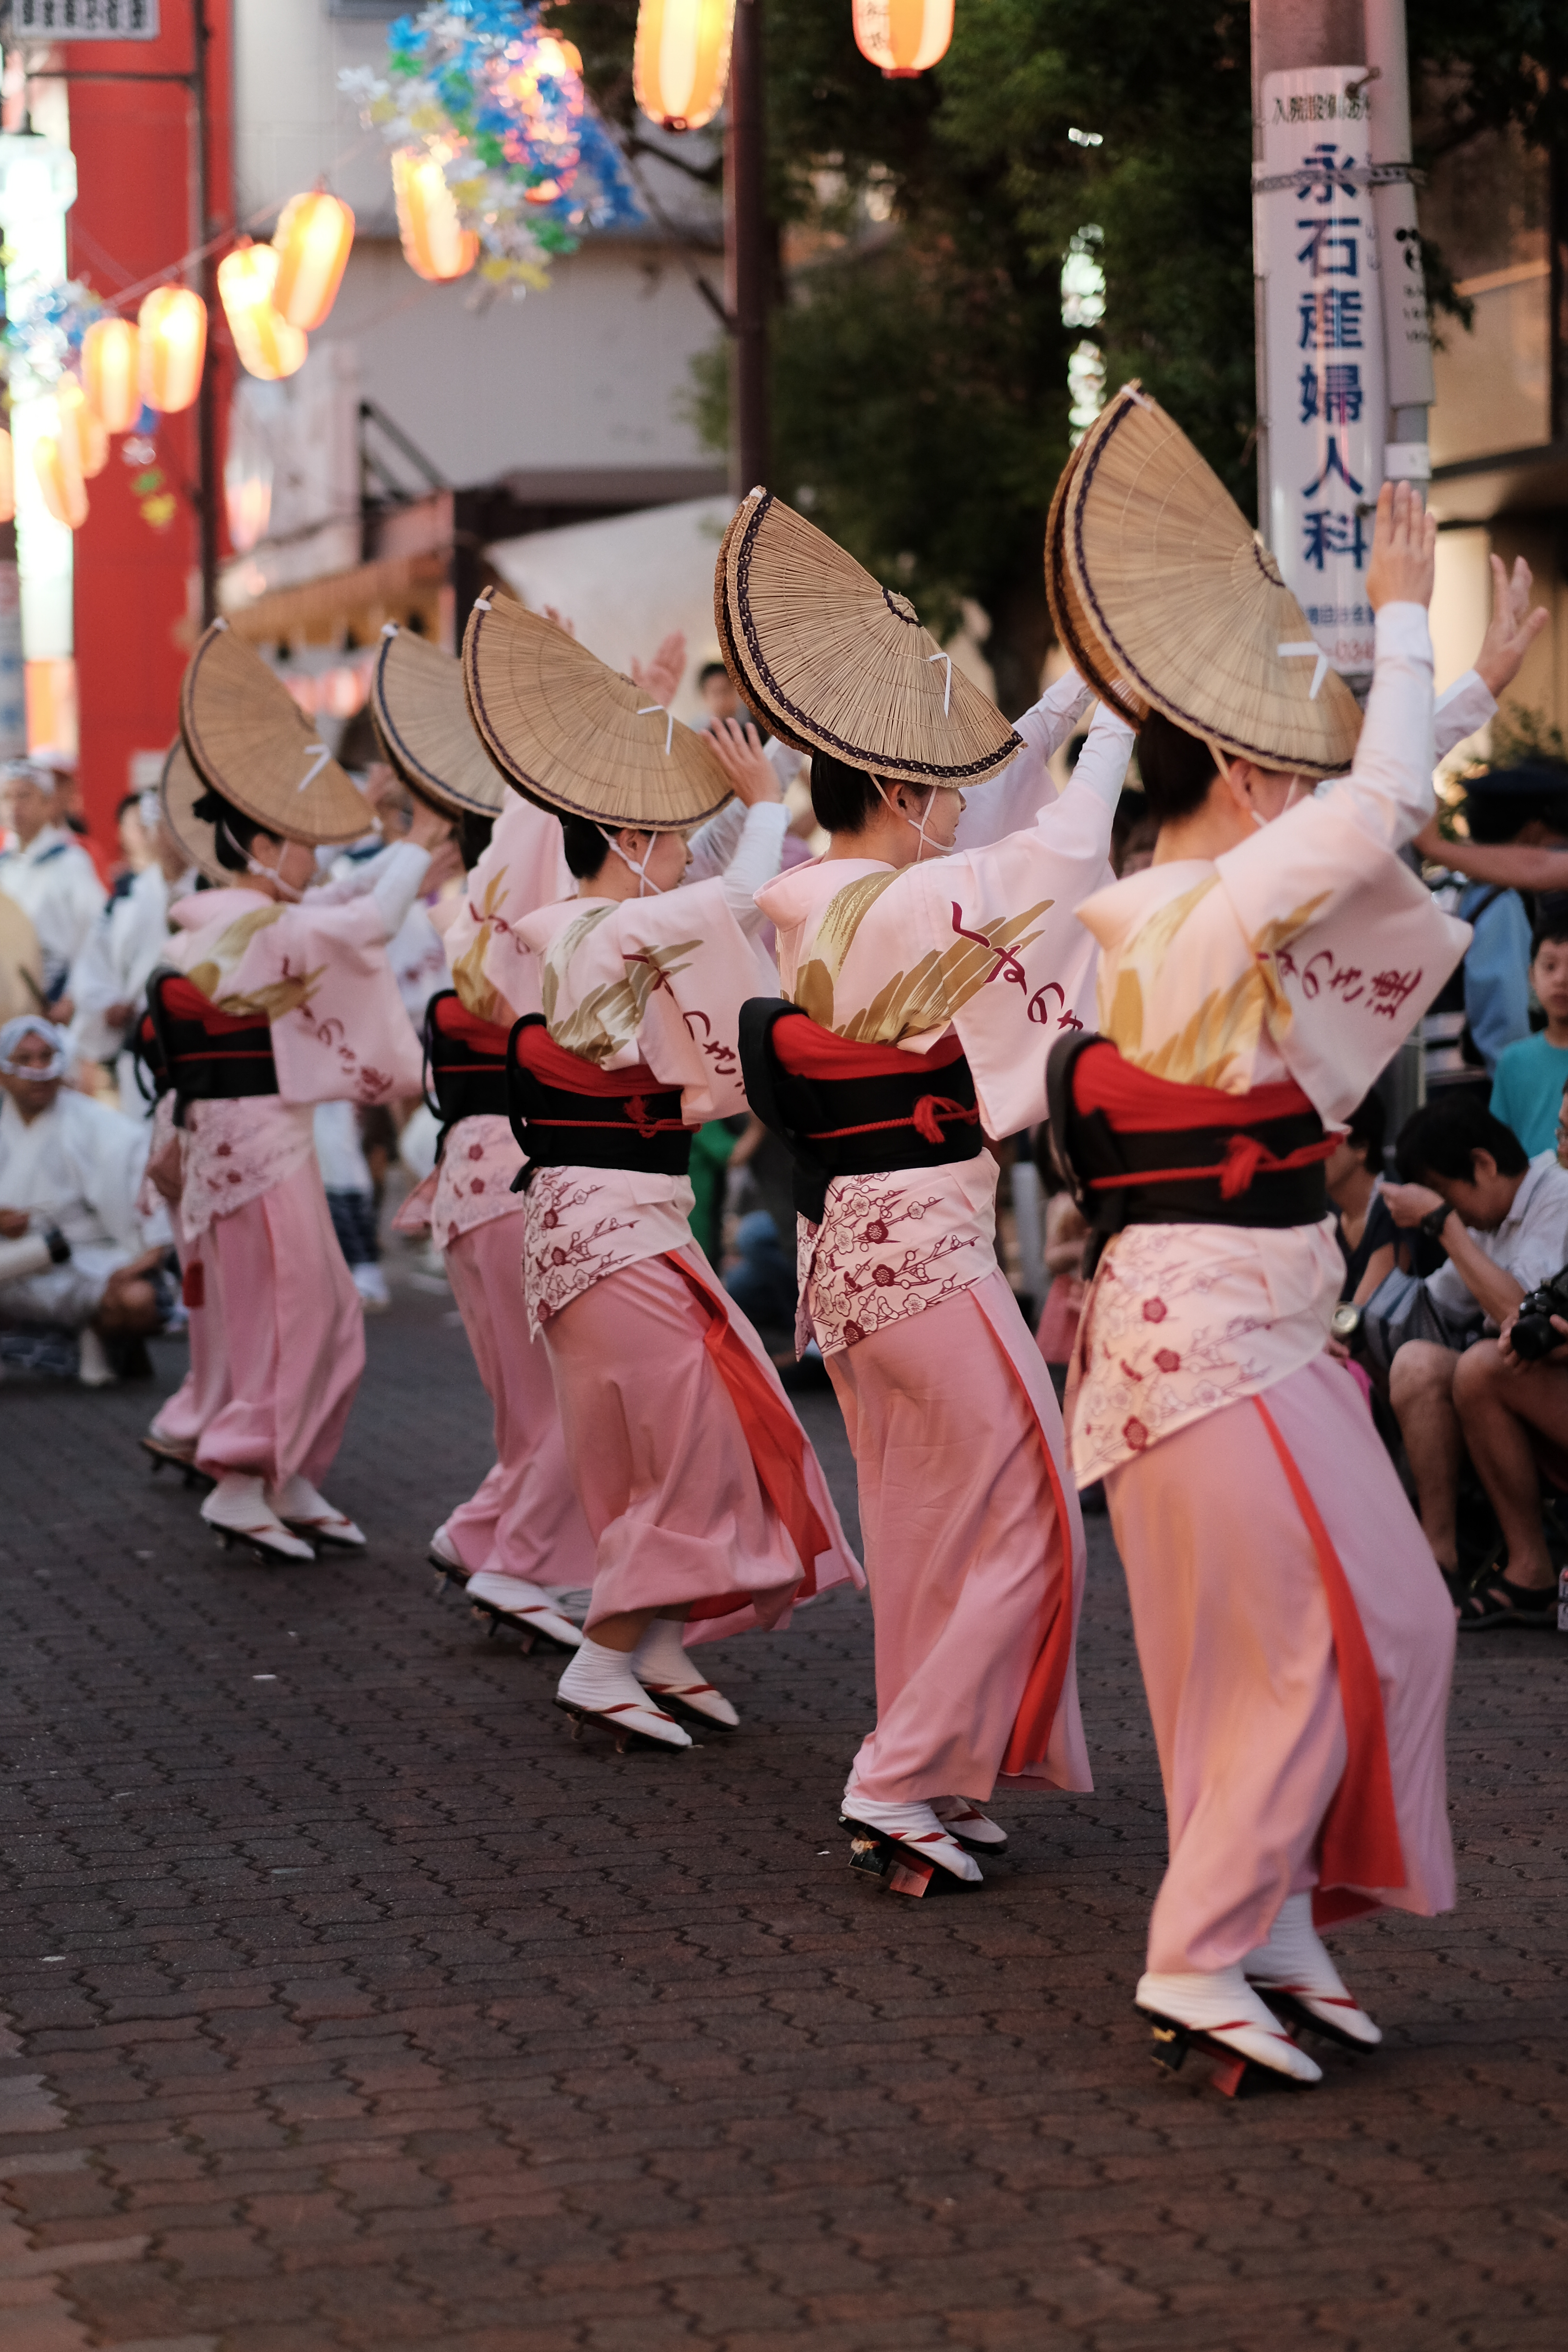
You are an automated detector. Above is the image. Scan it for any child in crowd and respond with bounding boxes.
[1489,907,1568,1157]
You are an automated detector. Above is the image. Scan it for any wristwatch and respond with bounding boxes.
[1419,1203,1452,1242]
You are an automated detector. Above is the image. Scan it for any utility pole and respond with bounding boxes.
[192,0,219,626]
[725,0,769,495]
[1363,0,1435,467]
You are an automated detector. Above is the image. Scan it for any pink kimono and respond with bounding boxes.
[163,874,424,1494]
[396,798,596,1593]
[1069,602,1475,1973]
[752,697,1133,1807]
[491,824,861,1645]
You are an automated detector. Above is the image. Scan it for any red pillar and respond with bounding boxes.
[64,2,233,864]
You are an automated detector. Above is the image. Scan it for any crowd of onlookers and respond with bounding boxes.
[8,680,1568,1634]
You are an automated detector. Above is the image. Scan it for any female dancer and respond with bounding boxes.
[458,595,859,1748]
[720,490,1133,1888]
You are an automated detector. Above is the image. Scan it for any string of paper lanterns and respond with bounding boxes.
[629,1,952,139]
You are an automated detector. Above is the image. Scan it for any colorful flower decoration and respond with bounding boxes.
[342,2,642,292]
[1,272,108,393]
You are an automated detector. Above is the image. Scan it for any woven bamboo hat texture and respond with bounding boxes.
[159,739,228,887]
[370,624,507,819]
[1046,384,1363,776]
[716,489,1021,786]
[179,620,369,843]
[462,592,731,831]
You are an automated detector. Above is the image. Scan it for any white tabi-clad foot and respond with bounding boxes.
[201,1474,316,1563]
[1136,1966,1324,2084]
[1243,1892,1383,2049]
[428,1521,466,1578]
[932,1795,1008,1850]
[77,1326,116,1388]
[840,1791,984,1884]
[265,1475,366,1551]
[556,1636,692,1750]
[466,1570,583,1650]
[631,1615,739,1727]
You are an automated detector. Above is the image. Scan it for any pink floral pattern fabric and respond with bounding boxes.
[1070,1217,1346,1486]
[179,1097,318,1239]
[521,1164,695,1339]
[430,1115,525,1250]
[798,1154,1001,1358]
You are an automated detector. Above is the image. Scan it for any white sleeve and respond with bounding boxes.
[952,669,1092,853]
[715,803,789,934]
[66,911,125,1061]
[684,796,747,883]
[1060,699,1136,816]
[366,842,433,941]
[1319,602,1435,852]
[1434,668,1495,762]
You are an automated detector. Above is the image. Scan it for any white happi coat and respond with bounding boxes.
[0,826,105,1001]
[0,1085,153,1323]
[1070,610,1488,1486]
[753,693,1134,1355]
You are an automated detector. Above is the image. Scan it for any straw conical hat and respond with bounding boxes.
[1046,385,1362,776]
[463,593,731,831]
[159,739,227,886]
[716,489,1021,786]
[370,624,507,819]
[180,620,368,843]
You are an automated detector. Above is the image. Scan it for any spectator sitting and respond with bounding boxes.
[1442,1265,1568,1630]
[1489,906,1568,1157]
[0,1016,170,1385]
[1384,1092,1568,1598]
[1327,1088,1402,1305]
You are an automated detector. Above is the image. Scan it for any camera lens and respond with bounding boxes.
[1511,1311,1556,1362]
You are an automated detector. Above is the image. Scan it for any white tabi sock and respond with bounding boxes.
[557,1637,691,1746]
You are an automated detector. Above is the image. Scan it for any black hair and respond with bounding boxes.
[560,813,609,881]
[1531,899,1568,959]
[697,661,730,690]
[1135,711,1221,824]
[115,790,142,824]
[1342,1088,1386,1173]
[808,747,933,835]
[456,809,494,872]
[1396,1093,1529,1184]
[336,707,382,774]
[190,785,262,875]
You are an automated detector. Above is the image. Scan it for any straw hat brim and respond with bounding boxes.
[180,620,369,843]
[717,490,1020,786]
[159,739,229,887]
[462,594,732,832]
[1049,387,1361,777]
[370,625,507,819]
[1044,440,1147,727]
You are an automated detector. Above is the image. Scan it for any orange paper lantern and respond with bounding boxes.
[392,148,479,284]
[81,316,141,435]
[218,242,308,382]
[35,428,88,530]
[0,429,13,527]
[137,285,208,415]
[852,0,954,78]
[633,0,735,133]
[271,189,355,331]
[58,377,108,480]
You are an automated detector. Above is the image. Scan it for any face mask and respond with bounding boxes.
[223,822,306,903]
[872,776,952,859]
[600,828,665,897]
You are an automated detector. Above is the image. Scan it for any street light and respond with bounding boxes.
[851,0,954,78]
[633,0,735,134]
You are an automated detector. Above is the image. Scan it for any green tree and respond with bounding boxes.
[556,1,1567,713]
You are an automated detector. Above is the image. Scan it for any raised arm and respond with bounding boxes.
[1321,483,1438,852]
[699,718,787,934]
[952,667,1093,852]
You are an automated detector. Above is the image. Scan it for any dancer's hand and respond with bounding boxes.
[1474,553,1549,697]
[1366,480,1436,612]
[707,716,782,806]
[630,630,687,708]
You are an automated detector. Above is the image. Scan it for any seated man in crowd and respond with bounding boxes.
[1490,905,1568,1158]
[0,760,105,1012]
[1384,1093,1568,1617]
[0,1016,170,1385]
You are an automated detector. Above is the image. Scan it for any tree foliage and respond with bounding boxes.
[554,1,1565,707]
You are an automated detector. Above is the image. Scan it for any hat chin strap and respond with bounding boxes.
[600,826,665,897]
[871,774,950,859]
[222,820,306,903]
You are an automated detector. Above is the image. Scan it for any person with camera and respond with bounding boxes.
[1384,1093,1568,1619]
[1440,1274,1568,1629]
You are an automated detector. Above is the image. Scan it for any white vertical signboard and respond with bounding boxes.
[1255,67,1386,678]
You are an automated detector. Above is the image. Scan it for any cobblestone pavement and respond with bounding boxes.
[1,1274,1565,2352]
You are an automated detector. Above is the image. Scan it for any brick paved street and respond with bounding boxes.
[1,1273,1565,2352]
